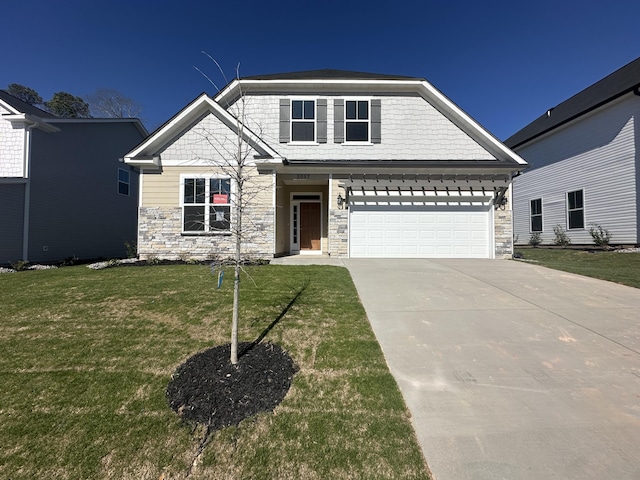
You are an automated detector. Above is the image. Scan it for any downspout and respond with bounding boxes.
[22,124,36,262]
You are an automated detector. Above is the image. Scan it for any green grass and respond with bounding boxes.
[515,247,640,288]
[0,264,430,479]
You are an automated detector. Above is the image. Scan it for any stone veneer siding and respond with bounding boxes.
[494,209,513,259]
[328,209,349,257]
[138,206,274,261]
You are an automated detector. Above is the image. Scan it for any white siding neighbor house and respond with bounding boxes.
[124,69,527,260]
[506,57,640,246]
[0,90,148,264]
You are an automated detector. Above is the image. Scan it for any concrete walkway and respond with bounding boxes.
[343,259,640,480]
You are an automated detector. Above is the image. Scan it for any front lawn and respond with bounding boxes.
[0,264,430,479]
[514,247,640,288]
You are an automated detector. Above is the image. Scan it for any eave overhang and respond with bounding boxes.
[2,113,60,132]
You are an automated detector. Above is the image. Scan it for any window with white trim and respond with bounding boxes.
[291,100,315,142]
[567,189,584,229]
[345,100,369,142]
[530,198,542,232]
[118,168,130,196]
[182,177,231,233]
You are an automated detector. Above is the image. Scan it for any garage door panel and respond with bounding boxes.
[350,206,490,258]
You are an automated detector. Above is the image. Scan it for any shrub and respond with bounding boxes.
[528,232,542,247]
[10,260,28,271]
[553,225,571,247]
[589,224,612,249]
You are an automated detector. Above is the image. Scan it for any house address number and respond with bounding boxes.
[296,174,310,180]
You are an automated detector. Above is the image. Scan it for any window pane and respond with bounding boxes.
[303,100,315,119]
[292,100,303,119]
[531,198,542,215]
[184,178,195,203]
[358,101,368,119]
[184,206,205,231]
[118,181,129,196]
[346,101,356,119]
[210,206,231,231]
[292,122,315,141]
[568,190,583,210]
[346,122,368,142]
[568,210,584,229]
[195,178,205,203]
[119,169,129,182]
[531,216,542,232]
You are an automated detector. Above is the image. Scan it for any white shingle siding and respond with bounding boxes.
[236,95,495,161]
[160,113,258,165]
[0,117,25,177]
[513,94,639,245]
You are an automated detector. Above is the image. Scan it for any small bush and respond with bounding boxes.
[124,240,137,258]
[589,224,612,249]
[10,260,28,271]
[553,225,571,247]
[529,232,542,247]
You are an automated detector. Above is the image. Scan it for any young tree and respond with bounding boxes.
[45,92,91,118]
[86,88,143,118]
[6,84,43,106]
[197,58,270,365]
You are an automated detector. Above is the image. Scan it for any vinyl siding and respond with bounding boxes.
[233,94,496,161]
[513,94,639,245]
[0,115,25,177]
[0,184,25,263]
[27,123,143,262]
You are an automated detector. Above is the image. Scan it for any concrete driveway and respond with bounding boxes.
[344,258,640,480]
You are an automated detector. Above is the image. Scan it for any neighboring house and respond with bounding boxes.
[124,69,527,260]
[506,57,640,246]
[0,90,148,264]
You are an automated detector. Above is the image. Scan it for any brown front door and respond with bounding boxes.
[300,202,321,251]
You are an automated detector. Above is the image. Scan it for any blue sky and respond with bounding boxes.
[3,0,640,140]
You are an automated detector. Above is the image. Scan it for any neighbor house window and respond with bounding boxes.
[530,198,542,232]
[182,177,231,233]
[567,189,584,229]
[345,100,370,142]
[118,168,130,196]
[291,100,315,142]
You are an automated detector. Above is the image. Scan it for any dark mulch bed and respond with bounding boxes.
[166,342,298,430]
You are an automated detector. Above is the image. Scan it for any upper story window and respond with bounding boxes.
[530,198,542,232]
[291,100,315,142]
[279,99,326,144]
[567,189,584,229]
[334,98,381,144]
[345,100,370,142]
[182,176,231,233]
[118,168,130,196]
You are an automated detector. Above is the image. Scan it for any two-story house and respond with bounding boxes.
[506,57,640,246]
[0,90,148,264]
[124,69,527,260]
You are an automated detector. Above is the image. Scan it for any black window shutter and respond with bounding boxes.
[334,99,344,143]
[317,99,327,143]
[371,99,381,143]
[279,99,290,143]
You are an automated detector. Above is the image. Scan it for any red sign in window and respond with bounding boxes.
[213,194,229,204]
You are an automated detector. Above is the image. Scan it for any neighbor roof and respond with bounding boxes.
[0,90,57,118]
[241,69,422,81]
[505,57,640,149]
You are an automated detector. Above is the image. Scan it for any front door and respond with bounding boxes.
[300,202,321,251]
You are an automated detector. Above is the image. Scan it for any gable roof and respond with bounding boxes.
[214,70,527,169]
[124,93,281,169]
[0,90,57,118]
[505,57,640,149]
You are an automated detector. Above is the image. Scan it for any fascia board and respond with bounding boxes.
[3,114,60,132]
[124,94,281,164]
[0,98,21,115]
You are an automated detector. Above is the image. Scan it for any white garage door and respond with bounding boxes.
[349,206,491,258]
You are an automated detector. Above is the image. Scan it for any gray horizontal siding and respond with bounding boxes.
[513,95,638,245]
[0,184,25,264]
